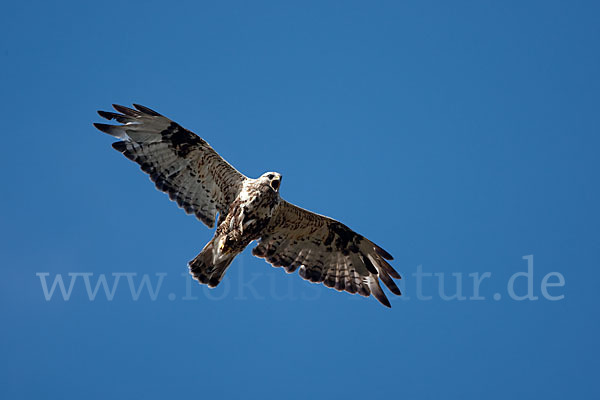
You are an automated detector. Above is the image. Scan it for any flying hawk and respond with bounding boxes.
[94,104,401,307]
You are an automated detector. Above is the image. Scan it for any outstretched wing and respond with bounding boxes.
[94,104,247,228]
[252,200,401,307]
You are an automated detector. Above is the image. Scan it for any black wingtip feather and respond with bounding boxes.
[111,141,127,152]
[376,293,392,308]
[384,261,402,279]
[112,104,141,116]
[97,110,114,120]
[93,122,115,134]
[133,103,162,116]
[375,246,394,260]
[379,271,402,295]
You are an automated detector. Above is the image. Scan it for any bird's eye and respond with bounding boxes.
[267,174,274,179]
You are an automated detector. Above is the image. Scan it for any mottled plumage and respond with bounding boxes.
[94,104,401,307]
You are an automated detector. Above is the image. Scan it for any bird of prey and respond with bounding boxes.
[94,104,401,307]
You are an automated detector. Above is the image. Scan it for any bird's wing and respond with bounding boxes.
[252,200,401,307]
[94,104,247,228]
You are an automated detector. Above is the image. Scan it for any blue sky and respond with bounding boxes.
[1,1,599,398]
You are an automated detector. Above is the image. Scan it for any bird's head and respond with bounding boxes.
[260,172,282,192]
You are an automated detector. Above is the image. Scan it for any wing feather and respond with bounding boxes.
[94,104,247,227]
[253,200,401,307]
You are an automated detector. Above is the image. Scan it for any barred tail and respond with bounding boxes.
[188,238,237,288]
